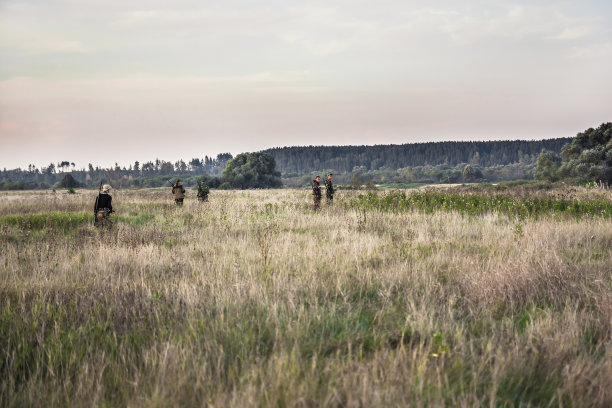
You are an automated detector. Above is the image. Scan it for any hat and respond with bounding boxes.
[102,184,112,193]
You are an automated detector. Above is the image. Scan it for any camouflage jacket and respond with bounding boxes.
[325,179,334,196]
[197,183,209,198]
[172,184,185,199]
[312,180,322,197]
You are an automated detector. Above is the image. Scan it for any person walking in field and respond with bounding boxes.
[312,175,322,210]
[325,173,335,204]
[197,180,209,202]
[94,184,114,228]
[172,179,186,206]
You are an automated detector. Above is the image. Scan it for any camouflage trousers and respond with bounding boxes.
[95,209,113,228]
[175,198,184,206]
[313,196,321,210]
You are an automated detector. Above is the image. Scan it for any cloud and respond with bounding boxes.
[396,5,598,45]
[568,42,612,59]
[32,40,90,54]
[546,27,592,41]
[0,10,90,55]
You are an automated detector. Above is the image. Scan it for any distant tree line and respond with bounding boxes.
[2,135,598,190]
[0,153,234,190]
[280,161,538,188]
[262,139,571,174]
[0,152,286,190]
[267,138,572,187]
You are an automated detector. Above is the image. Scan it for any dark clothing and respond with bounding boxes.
[325,179,334,201]
[94,193,113,228]
[312,179,322,210]
[172,183,185,206]
[197,183,209,201]
[172,184,185,199]
[312,180,322,198]
[94,193,112,212]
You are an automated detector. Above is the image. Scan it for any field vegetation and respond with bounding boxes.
[1,187,611,407]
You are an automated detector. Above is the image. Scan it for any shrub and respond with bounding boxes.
[222,152,282,189]
[55,173,83,189]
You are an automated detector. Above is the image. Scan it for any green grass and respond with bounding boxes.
[4,284,571,406]
[0,211,91,231]
[115,211,156,226]
[0,210,157,231]
[377,182,426,189]
[0,283,410,405]
[347,190,612,219]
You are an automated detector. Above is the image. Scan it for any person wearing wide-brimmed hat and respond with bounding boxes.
[94,184,114,227]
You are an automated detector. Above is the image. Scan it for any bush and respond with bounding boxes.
[222,152,282,189]
[55,174,83,189]
[550,122,612,183]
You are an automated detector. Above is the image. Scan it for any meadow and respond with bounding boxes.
[1,187,611,407]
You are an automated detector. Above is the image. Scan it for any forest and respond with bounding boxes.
[262,138,571,173]
[0,137,574,190]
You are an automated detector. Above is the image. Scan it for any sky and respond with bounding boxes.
[1,0,611,170]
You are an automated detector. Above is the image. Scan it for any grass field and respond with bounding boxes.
[1,187,611,407]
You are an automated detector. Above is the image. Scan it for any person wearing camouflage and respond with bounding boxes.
[325,173,335,204]
[94,184,114,228]
[312,175,322,210]
[197,180,209,202]
[172,179,186,206]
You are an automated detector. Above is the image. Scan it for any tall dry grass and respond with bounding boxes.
[1,187,611,407]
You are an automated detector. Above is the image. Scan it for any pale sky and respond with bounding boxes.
[1,0,611,169]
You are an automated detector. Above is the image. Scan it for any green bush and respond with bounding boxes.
[222,152,282,189]
[55,174,83,189]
